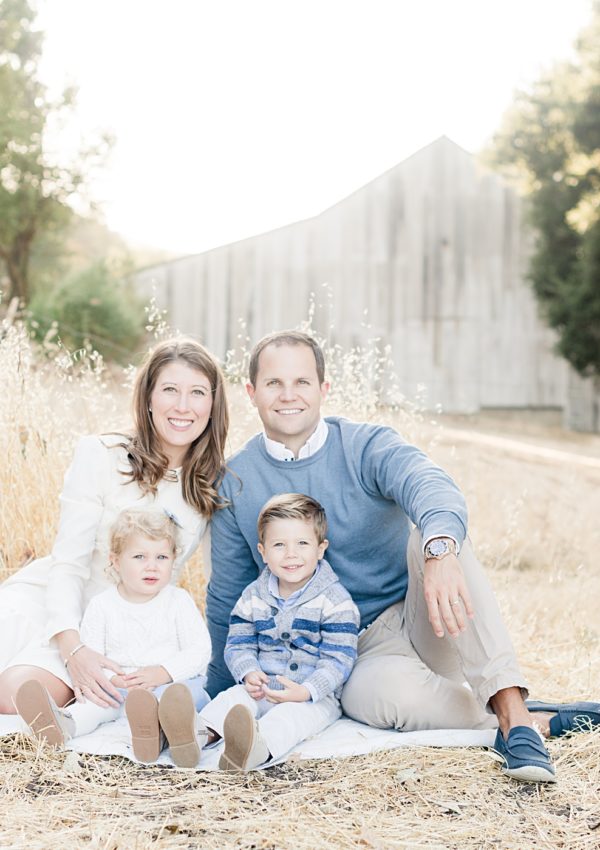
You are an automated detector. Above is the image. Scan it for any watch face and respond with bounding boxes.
[428,539,447,557]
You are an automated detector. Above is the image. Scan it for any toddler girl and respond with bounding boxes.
[16,509,211,767]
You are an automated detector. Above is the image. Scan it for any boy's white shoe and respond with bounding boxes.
[157,682,207,768]
[219,704,270,772]
[15,679,74,747]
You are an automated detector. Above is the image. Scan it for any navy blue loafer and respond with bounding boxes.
[526,700,600,737]
[493,725,556,783]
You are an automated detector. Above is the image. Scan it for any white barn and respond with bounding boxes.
[134,137,599,431]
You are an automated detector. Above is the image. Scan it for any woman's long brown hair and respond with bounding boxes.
[121,338,229,517]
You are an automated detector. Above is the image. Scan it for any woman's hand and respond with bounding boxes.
[66,645,126,707]
[262,676,310,704]
[243,670,269,700]
[121,666,171,690]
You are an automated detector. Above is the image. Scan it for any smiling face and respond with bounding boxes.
[112,532,175,603]
[258,516,328,598]
[246,343,330,457]
[149,361,213,467]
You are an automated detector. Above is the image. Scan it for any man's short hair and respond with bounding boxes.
[248,330,326,386]
[257,493,328,544]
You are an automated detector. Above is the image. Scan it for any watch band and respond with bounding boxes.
[424,537,457,560]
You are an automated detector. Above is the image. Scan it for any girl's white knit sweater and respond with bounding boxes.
[80,584,211,683]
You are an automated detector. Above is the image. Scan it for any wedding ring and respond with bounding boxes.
[450,599,460,606]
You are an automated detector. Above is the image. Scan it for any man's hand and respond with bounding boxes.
[423,554,474,638]
[262,676,311,704]
[243,670,269,700]
[121,666,171,690]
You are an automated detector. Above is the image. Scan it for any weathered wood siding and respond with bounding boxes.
[134,137,599,429]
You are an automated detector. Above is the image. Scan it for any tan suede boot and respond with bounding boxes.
[15,679,74,747]
[219,704,270,772]
[158,683,207,768]
[125,688,163,763]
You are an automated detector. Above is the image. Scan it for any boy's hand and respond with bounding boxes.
[243,670,269,700]
[263,676,310,704]
[122,666,171,690]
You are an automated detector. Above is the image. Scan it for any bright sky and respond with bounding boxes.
[37,0,593,257]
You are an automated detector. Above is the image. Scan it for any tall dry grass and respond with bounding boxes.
[0,324,133,581]
[1,320,600,849]
[0,321,433,585]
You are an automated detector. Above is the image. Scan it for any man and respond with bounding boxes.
[207,330,599,782]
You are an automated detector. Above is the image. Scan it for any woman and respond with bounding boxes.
[0,337,228,713]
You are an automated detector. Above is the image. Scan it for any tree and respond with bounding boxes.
[489,2,600,377]
[0,0,109,303]
[28,261,147,363]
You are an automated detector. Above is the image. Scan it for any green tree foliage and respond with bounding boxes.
[0,0,109,303]
[490,3,600,377]
[28,262,147,363]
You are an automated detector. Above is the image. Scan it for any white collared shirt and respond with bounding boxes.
[262,418,329,462]
[267,562,322,609]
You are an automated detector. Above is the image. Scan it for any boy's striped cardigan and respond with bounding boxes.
[224,559,360,702]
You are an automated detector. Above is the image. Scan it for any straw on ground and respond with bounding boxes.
[1,327,599,849]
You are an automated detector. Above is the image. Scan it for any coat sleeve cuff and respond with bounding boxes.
[302,669,337,702]
[227,656,261,685]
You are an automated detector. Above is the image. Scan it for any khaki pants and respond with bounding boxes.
[341,529,528,731]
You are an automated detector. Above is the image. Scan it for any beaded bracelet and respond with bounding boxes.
[63,643,85,667]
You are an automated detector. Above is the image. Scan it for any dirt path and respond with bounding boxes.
[438,425,600,471]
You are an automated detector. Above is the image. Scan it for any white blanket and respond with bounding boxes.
[0,714,496,769]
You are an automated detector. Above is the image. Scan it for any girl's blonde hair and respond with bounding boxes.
[109,509,179,558]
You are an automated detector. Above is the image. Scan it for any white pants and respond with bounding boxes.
[63,698,123,738]
[63,677,210,737]
[200,685,341,760]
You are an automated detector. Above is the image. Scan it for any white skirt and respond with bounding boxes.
[0,556,73,686]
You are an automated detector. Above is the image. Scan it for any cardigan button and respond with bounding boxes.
[271,607,278,615]
[289,662,298,671]
[281,631,290,640]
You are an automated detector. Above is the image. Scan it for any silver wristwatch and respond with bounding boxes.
[424,537,457,560]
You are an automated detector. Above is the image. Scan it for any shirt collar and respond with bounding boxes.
[262,418,328,462]
[267,561,323,605]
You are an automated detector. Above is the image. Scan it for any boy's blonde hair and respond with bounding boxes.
[257,493,327,544]
[109,509,179,557]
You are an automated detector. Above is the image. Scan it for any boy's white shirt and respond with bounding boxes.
[79,584,211,683]
[261,417,458,555]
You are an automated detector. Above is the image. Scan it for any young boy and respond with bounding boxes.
[199,493,360,771]
[15,509,211,767]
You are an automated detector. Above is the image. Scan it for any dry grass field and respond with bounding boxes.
[1,325,599,849]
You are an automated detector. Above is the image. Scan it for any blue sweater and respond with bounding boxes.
[225,559,359,702]
[207,416,467,695]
